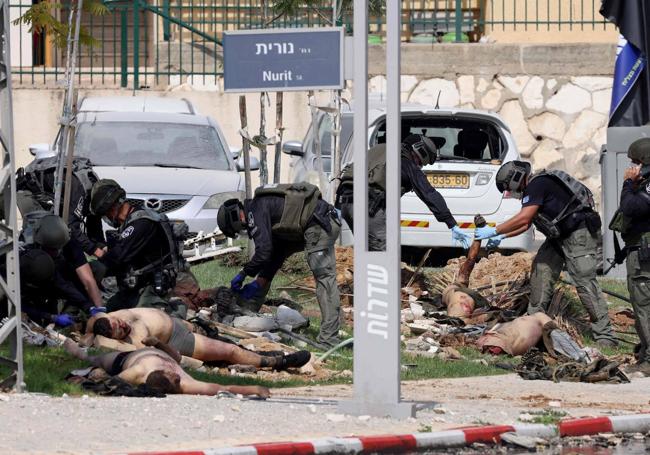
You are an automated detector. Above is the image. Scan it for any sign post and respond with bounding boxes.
[339,0,415,418]
[223,27,344,93]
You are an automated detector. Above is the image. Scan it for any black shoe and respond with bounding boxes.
[275,350,311,370]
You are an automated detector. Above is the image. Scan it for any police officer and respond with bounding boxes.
[335,134,472,251]
[89,179,187,317]
[475,160,617,348]
[616,138,650,375]
[21,214,105,326]
[217,182,342,347]
[16,151,105,257]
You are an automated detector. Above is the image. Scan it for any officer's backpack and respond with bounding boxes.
[254,182,322,241]
[340,144,387,192]
[528,169,596,239]
[18,156,99,205]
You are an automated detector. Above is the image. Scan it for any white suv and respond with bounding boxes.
[284,103,534,252]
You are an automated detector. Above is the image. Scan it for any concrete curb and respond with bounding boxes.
[129,414,650,455]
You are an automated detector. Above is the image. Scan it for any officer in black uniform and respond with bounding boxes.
[476,160,617,347]
[20,215,104,326]
[89,179,186,317]
[16,155,105,257]
[616,138,650,375]
[335,134,471,251]
[217,182,342,347]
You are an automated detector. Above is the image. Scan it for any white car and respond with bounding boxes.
[62,96,257,237]
[284,102,534,252]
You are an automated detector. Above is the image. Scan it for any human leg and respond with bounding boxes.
[528,239,564,314]
[563,228,616,342]
[367,208,386,252]
[304,220,342,346]
[627,250,650,363]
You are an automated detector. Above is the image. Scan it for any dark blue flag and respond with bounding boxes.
[601,0,650,126]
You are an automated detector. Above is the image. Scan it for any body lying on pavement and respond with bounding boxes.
[87,307,310,370]
[63,338,270,397]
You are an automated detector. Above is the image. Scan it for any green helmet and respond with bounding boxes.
[217,199,245,238]
[20,248,56,287]
[495,160,532,194]
[402,134,438,166]
[90,179,126,216]
[628,138,650,165]
[33,214,70,249]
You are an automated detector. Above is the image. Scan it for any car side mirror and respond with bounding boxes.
[230,146,242,160]
[29,143,52,157]
[282,140,304,157]
[236,155,261,172]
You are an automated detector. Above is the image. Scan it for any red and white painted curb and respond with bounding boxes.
[129,414,650,455]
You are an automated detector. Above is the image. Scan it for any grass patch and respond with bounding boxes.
[0,344,87,396]
[599,278,631,309]
[522,409,568,425]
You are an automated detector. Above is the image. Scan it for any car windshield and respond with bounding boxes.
[75,122,231,170]
[371,117,506,162]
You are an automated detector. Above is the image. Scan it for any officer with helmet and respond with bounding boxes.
[21,214,104,326]
[217,182,342,347]
[335,133,472,251]
[475,160,617,348]
[614,138,650,375]
[89,179,187,317]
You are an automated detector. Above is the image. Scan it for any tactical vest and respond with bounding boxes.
[254,182,322,240]
[19,156,99,206]
[340,144,388,192]
[123,208,188,274]
[610,177,650,244]
[528,170,595,239]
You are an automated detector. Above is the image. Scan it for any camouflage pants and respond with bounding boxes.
[528,227,615,342]
[339,201,386,252]
[303,219,342,346]
[626,249,650,363]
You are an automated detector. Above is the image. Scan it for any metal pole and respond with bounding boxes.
[239,95,254,258]
[339,0,415,419]
[273,92,283,183]
[455,0,462,42]
[0,0,23,392]
[53,0,83,216]
[120,8,128,88]
[133,0,140,90]
[259,93,268,185]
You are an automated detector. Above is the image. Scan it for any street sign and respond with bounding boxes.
[223,27,344,92]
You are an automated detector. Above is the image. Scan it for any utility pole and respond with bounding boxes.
[0,0,24,392]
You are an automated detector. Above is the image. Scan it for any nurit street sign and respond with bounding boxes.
[223,27,344,92]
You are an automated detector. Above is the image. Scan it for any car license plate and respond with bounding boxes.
[427,173,470,189]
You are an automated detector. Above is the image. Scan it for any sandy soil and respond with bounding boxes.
[1,375,649,454]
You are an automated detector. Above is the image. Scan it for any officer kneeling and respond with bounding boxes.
[217,182,342,347]
[614,138,650,375]
[90,179,188,317]
[475,161,617,348]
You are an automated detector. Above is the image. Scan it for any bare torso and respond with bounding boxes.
[111,308,176,347]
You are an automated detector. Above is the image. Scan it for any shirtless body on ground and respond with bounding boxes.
[63,338,270,397]
[477,312,552,356]
[87,307,310,370]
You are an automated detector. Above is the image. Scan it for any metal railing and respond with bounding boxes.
[9,0,615,88]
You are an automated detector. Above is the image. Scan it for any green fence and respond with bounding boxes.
[10,0,614,88]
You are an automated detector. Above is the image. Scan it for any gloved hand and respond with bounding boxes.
[240,280,262,300]
[451,225,472,250]
[89,306,107,317]
[474,225,498,240]
[53,314,75,327]
[230,272,246,292]
[486,234,506,249]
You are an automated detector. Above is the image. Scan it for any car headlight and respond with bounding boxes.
[202,191,245,210]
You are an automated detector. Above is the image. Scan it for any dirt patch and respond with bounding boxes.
[445,252,535,288]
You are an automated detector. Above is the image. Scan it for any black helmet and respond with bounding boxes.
[90,179,126,216]
[34,214,70,249]
[403,134,438,166]
[20,248,56,287]
[628,138,650,165]
[495,160,532,194]
[217,199,245,238]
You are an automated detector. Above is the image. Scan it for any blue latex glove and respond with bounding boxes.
[486,234,506,249]
[53,314,75,327]
[474,225,498,240]
[240,280,262,300]
[230,272,246,292]
[89,306,107,317]
[451,225,472,250]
